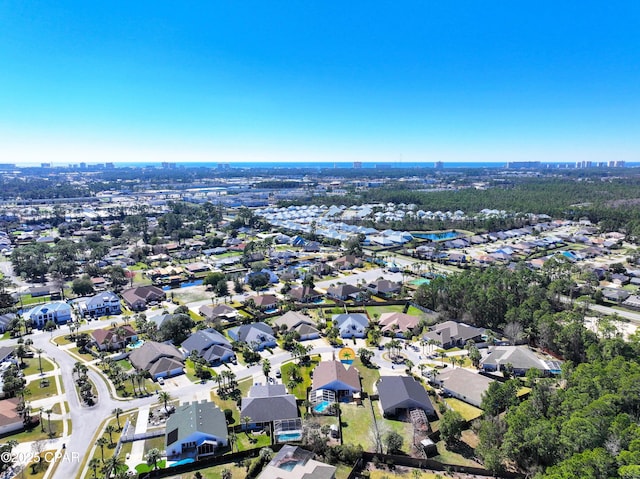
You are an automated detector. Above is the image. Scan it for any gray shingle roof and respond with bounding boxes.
[166,401,227,446]
[129,341,183,371]
[377,375,434,416]
[241,384,298,424]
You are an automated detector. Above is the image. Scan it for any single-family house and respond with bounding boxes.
[423,321,485,349]
[333,313,368,339]
[77,291,122,318]
[0,314,16,334]
[258,445,336,479]
[481,345,560,376]
[198,303,238,322]
[247,294,278,311]
[91,325,138,351]
[602,287,631,303]
[228,322,277,351]
[622,295,640,310]
[379,312,421,337]
[288,286,322,303]
[0,398,25,435]
[165,401,228,460]
[433,368,494,408]
[272,311,320,341]
[366,279,401,297]
[240,384,299,431]
[129,341,184,380]
[326,284,362,301]
[376,375,436,418]
[332,255,363,270]
[121,285,166,311]
[312,360,361,402]
[26,302,72,329]
[181,329,235,365]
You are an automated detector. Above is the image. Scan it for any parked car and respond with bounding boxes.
[157,377,165,385]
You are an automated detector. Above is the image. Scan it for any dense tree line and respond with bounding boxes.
[476,355,640,478]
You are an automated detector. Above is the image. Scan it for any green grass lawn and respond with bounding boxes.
[366,304,406,318]
[117,377,159,398]
[116,359,133,371]
[184,358,215,383]
[25,377,59,401]
[134,460,166,473]
[433,440,481,467]
[22,357,55,375]
[280,355,321,400]
[23,450,55,479]
[51,401,69,415]
[193,463,248,479]
[234,431,272,451]
[67,346,95,361]
[340,402,376,452]
[52,335,74,345]
[143,435,166,453]
[210,377,252,425]
[7,420,64,442]
[443,398,483,421]
[354,357,380,394]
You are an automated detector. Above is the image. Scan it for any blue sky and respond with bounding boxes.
[1,1,639,164]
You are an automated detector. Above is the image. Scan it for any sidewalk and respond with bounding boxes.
[125,407,147,471]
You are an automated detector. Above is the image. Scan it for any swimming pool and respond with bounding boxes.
[170,458,194,467]
[128,339,145,349]
[277,432,302,442]
[413,231,460,241]
[313,401,331,413]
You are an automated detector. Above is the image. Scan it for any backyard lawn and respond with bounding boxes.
[443,398,483,421]
[353,357,380,394]
[340,401,376,452]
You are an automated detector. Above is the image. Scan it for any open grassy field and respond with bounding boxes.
[25,377,58,401]
[22,357,56,375]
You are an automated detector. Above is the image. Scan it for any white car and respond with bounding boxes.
[157,377,165,385]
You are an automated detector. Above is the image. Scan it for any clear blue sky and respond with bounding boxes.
[1,1,639,164]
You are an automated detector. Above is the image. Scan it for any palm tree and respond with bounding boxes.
[96,437,109,462]
[88,458,101,479]
[259,447,274,463]
[102,454,125,478]
[112,408,123,430]
[242,416,252,432]
[35,348,44,375]
[262,359,271,378]
[221,468,232,479]
[105,424,117,445]
[146,448,162,470]
[439,351,447,367]
[158,391,172,414]
[45,408,53,436]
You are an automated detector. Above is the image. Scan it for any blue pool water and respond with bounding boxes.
[128,339,145,349]
[313,401,331,413]
[413,231,461,241]
[162,279,204,290]
[277,432,302,442]
[170,458,194,467]
[411,278,431,286]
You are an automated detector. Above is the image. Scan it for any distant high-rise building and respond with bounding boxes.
[506,161,541,169]
[608,160,625,167]
[105,162,115,169]
[161,162,176,169]
[353,162,362,168]
[41,163,51,168]
[434,161,443,169]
